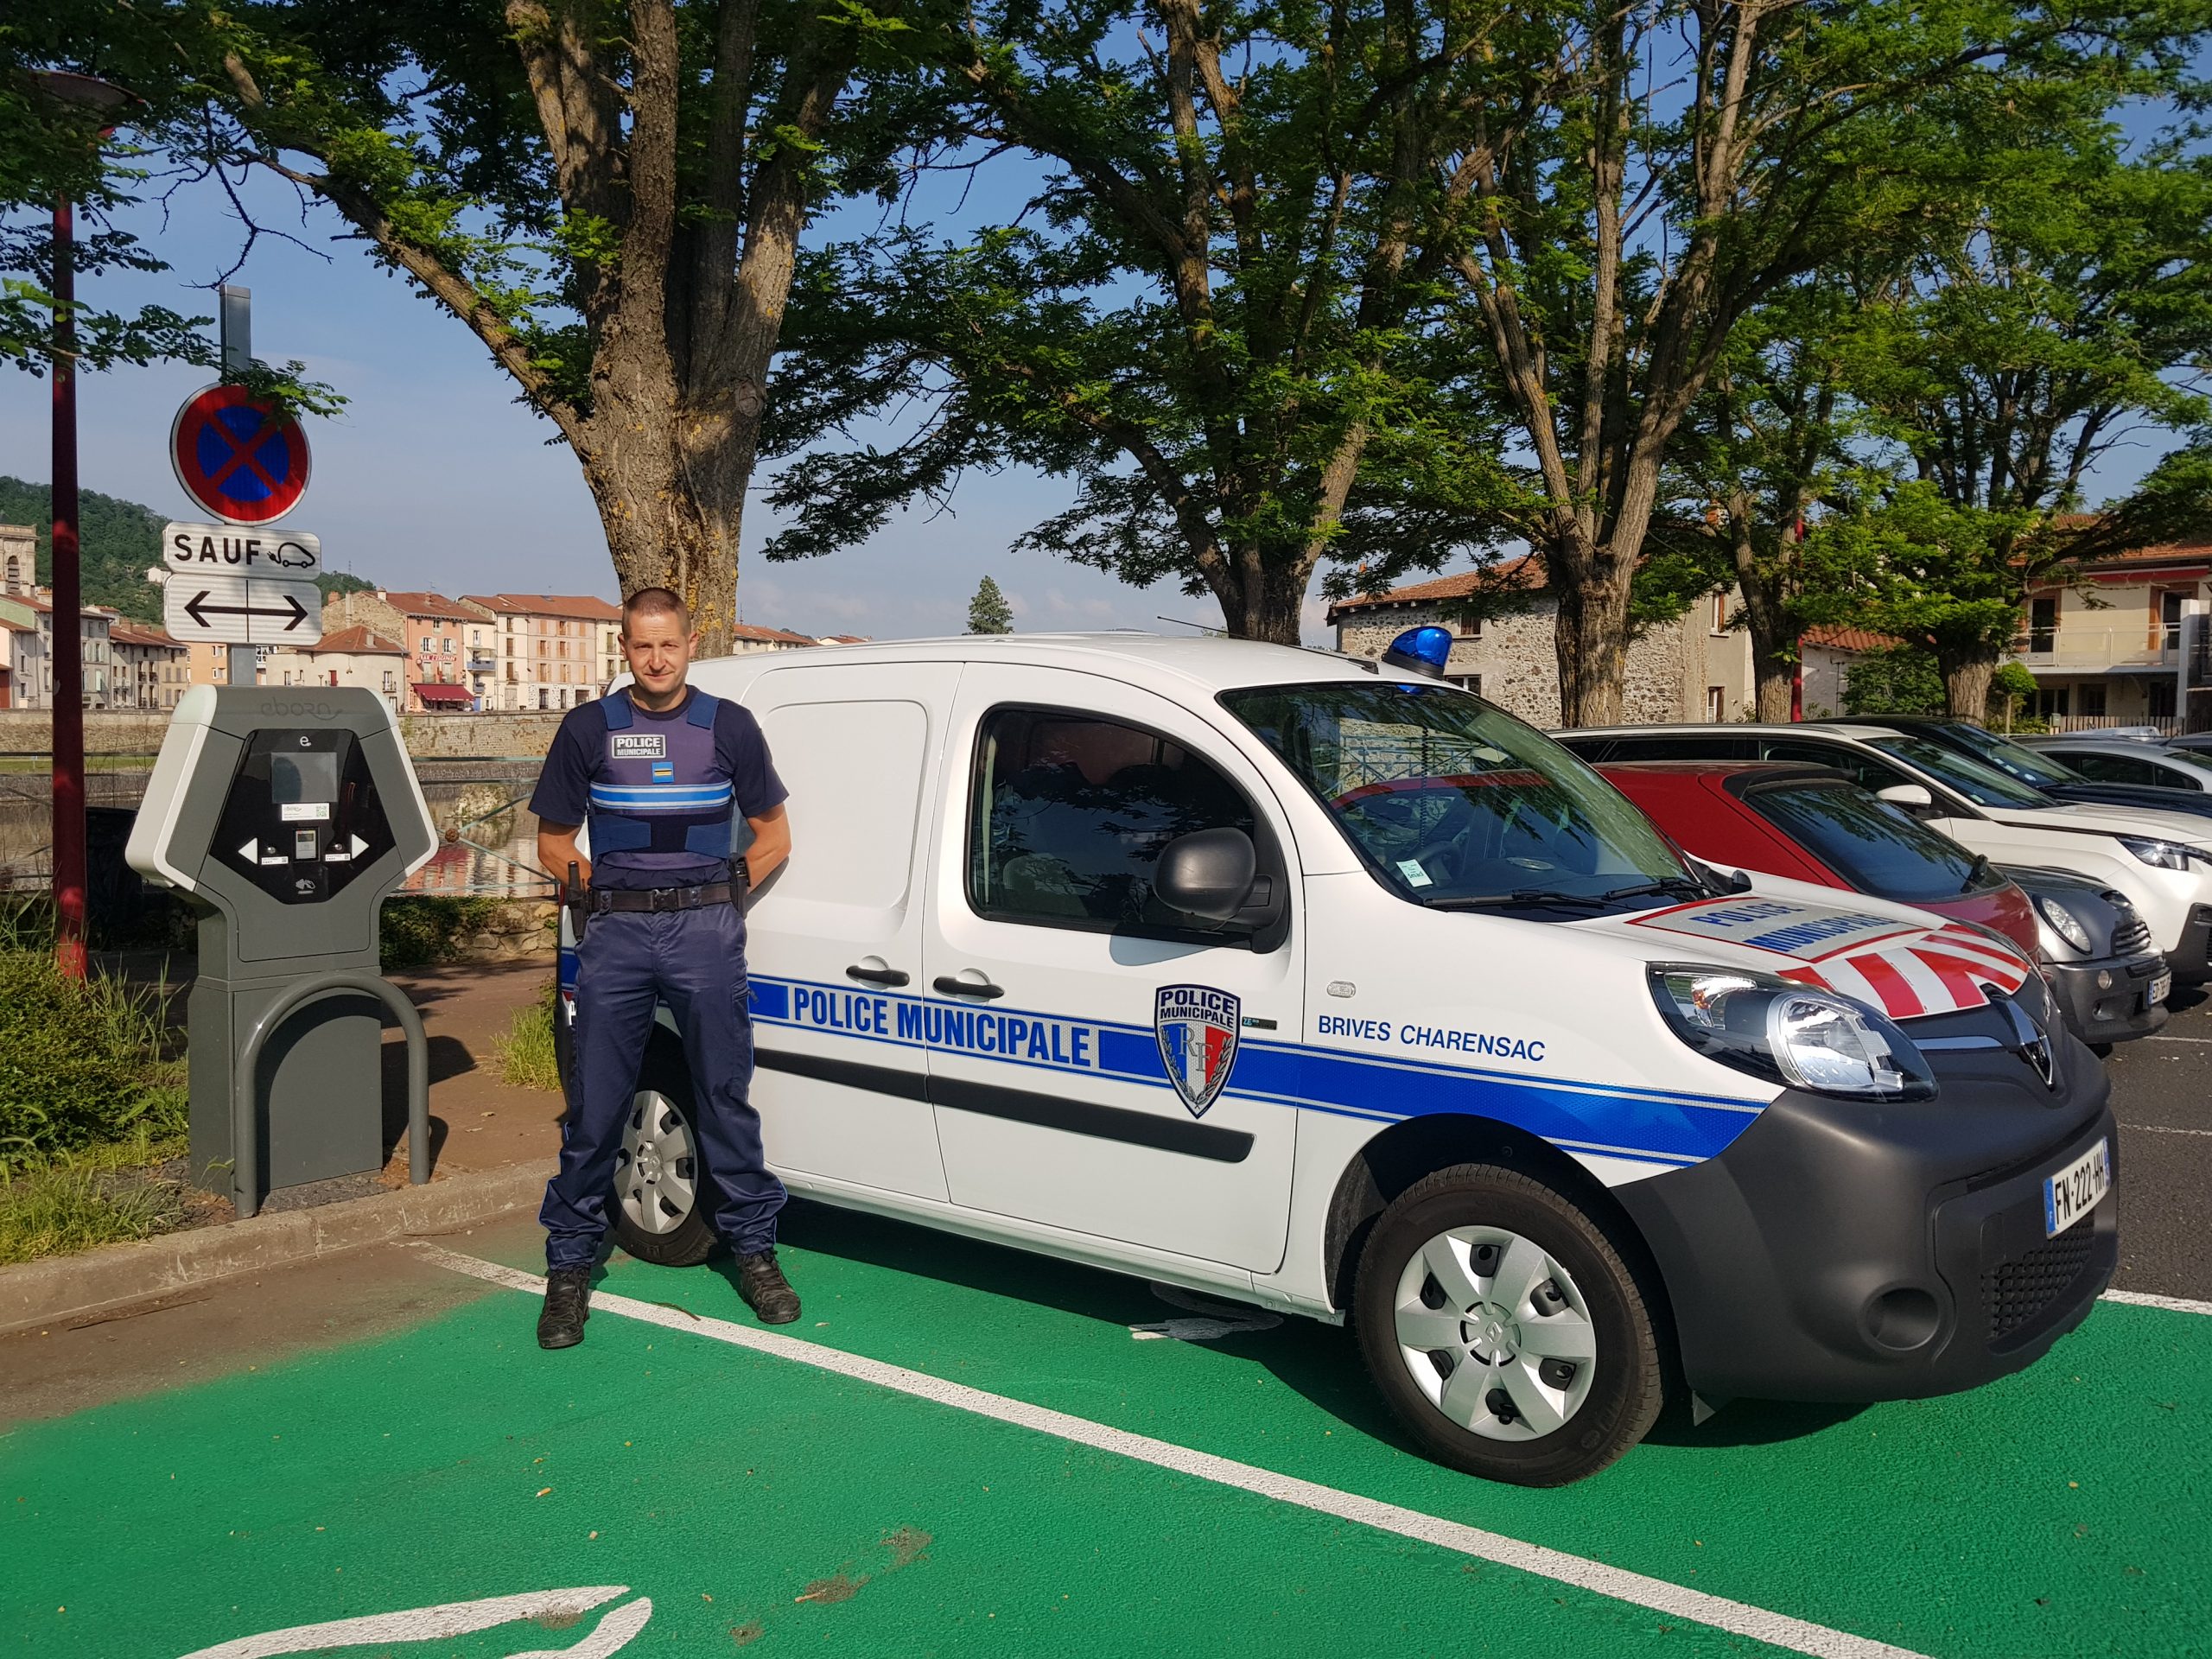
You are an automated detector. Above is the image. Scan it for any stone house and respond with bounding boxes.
[321,588,500,711]
[1327,562,1758,727]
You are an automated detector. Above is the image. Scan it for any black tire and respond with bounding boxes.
[1352,1162,1663,1487]
[610,1038,717,1268]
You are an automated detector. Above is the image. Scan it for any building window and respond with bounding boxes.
[2161,592,2184,653]
[1707,686,1726,721]
[1711,592,1730,634]
[2151,679,2177,718]
[2078,682,2107,718]
[2030,686,2070,719]
[1445,673,1483,696]
[2029,596,2058,653]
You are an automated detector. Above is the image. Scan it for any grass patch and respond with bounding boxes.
[0,1132,188,1266]
[493,985,563,1091]
[379,896,505,970]
[0,907,186,1173]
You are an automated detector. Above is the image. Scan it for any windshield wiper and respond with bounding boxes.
[1426,877,1704,912]
[1959,852,1993,893]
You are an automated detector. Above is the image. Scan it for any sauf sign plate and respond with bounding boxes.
[1155,984,1240,1117]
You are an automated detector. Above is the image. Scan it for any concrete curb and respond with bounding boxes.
[0,1161,552,1338]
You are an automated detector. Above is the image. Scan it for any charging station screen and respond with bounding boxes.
[211,729,398,904]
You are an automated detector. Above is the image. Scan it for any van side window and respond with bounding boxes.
[968,706,1257,935]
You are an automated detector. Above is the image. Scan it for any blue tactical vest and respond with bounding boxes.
[584,689,736,877]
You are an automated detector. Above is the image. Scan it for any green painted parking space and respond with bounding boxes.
[9,1274,1806,1659]
[6,1204,2206,1656]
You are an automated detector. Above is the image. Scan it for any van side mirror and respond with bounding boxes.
[1154,827,1265,923]
[1877,783,1936,816]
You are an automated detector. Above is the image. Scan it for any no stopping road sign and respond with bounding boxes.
[169,384,312,525]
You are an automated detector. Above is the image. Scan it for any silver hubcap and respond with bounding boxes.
[1393,1225,1598,1441]
[616,1090,697,1235]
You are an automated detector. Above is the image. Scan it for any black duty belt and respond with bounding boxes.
[588,881,740,914]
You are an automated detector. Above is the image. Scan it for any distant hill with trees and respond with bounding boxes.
[0,477,372,624]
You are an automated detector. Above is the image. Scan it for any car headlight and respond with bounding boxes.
[2119,835,2212,871]
[1649,965,1936,1102]
[2032,893,2094,954]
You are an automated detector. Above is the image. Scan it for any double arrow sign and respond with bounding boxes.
[182,587,312,632]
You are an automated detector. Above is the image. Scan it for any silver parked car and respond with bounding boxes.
[2021,734,2212,796]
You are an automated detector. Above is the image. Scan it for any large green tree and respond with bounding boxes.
[1429,0,2208,724]
[1821,127,2212,714]
[763,0,1518,642]
[156,0,938,654]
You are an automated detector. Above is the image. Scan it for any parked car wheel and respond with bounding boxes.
[1353,1163,1664,1486]
[611,1039,716,1268]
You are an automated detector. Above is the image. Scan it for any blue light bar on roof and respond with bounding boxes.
[1382,625,1452,678]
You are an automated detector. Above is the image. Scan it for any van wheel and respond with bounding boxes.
[1353,1163,1662,1487]
[612,1042,715,1268]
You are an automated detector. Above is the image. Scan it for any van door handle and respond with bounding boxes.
[845,962,910,987]
[933,974,1005,1000]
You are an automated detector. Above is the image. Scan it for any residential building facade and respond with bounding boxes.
[260,626,410,715]
[320,588,499,711]
[461,593,624,711]
[108,624,192,711]
[1328,564,1758,727]
[2018,542,2212,733]
[181,639,267,690]
[0,591,117,710]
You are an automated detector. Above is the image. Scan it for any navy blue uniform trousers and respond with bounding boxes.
[541,901,785,1269]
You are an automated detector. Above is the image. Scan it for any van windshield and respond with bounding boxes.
[1220,681,1697,912]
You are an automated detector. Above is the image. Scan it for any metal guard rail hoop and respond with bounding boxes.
[231,971,429,1220]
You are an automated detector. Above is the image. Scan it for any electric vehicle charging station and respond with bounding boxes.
[126,685,439,1217]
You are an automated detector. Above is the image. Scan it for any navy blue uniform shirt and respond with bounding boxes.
[530,690,787,890]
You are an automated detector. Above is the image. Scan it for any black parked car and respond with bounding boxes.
[1826,716,2212,823]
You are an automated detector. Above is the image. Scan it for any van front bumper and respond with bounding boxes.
[1613,1050,2115,1403]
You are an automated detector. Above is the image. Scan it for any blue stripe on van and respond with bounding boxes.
[740,973,1763,1170]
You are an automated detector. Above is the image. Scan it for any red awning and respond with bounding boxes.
[412,683,474,708]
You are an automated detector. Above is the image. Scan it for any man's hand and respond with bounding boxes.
[538,823,589,893]
[742,804,791,887]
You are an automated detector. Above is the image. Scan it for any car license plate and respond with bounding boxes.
[2147,971,2172,1008]
[2043,1138,2110,1237]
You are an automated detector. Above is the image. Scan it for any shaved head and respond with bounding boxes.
[622,586,690,637]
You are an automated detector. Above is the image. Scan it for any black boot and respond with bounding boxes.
[734,1249,801,1325]
[537,1266,591,1349]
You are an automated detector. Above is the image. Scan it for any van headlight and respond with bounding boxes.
[1649,965,1936,1102]
[2119,835,2212,871]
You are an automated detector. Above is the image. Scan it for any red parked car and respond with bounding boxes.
[1599,761,2039,957]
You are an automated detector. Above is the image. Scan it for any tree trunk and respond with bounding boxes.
[1553,570,1633,727]
[575,410,738,658]
[1726,512,1797,721]
[1213,558,1309,645]
[1939,653,1995,721]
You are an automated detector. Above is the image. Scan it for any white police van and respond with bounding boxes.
[558,631,2115,1486]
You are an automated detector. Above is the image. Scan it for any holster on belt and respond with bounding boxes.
[564,860,588,944]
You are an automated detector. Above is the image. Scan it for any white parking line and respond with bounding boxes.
[416,1245,1928,1659]
[2120,1122,2212,1137]
[2145,1034,2212,1044]
[2102,1287,2212,1316]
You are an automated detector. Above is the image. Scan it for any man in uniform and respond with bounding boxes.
[529,586,798,1347]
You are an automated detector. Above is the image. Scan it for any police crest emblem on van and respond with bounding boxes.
[1155,984,1240,1117]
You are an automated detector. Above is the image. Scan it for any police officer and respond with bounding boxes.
[529,586,798,1347]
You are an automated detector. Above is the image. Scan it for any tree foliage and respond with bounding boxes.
[966,573,1012,632]
[765,0,1521,642]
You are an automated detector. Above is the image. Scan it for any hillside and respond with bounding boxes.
[0,477,372,622]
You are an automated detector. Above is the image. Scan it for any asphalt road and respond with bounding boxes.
[2103,981,2212,1301]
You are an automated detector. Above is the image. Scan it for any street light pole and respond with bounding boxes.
[50,195,86,980]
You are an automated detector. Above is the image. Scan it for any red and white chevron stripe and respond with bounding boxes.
[1783,925,2033,1020]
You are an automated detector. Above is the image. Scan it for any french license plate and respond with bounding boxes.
[2147,971,2173,1008]
[2043,1138,2110,1237]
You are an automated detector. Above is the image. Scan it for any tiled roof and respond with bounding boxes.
[462,592,623,620]
[732,621,820,645]
[1325,556,1544,619]
[377,591,493,622]
[109,624,185,650]
[1801,626,1897,652]
[302,625,407,655]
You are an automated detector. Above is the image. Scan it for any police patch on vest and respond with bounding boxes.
[1155,984,1240,1117]
[610,733,666,760]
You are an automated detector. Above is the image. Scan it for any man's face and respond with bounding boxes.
[621,608,698,699]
